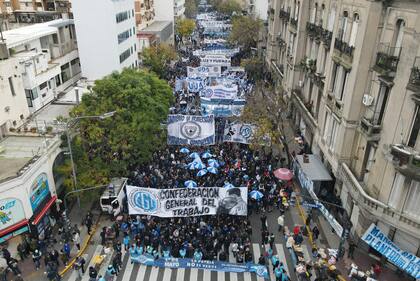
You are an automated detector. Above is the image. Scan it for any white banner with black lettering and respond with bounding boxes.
[223,121,256,144]
[193,48,240,57]
[187,66,221,78]
[127,186,248,217]
[200,55,231,67]
[167,115,215,146]
[201,84,238,100]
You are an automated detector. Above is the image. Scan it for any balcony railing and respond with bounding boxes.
[290,18,298,29]
[291,89,318,129]
[360,117,382,141]
[374,43,401,75]
[321,30,332,49]
[339,163,420,238]
[407,57,420,92]
[390,144,420,180]
[279,10,290,20]
[334,38,354,58]
[306,22,323,40]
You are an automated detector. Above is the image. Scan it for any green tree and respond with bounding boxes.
[176,18,196,40]
[185,0,198,18]
[241,57,265,82]
[57,69,174,199]
[141,44,177,79]
[229,16,262,51]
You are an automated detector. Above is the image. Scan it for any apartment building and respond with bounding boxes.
[72,0,138,81]
[174,0,185,19]
[266,0,420,258]
[0,19,80,133]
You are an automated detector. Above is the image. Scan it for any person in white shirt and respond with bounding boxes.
[277,214,284,232]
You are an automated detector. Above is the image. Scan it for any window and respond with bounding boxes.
[349,13,359,47]
[118,30,131,44]
[26,90,33,107]
[408,106,420,147]
[388,173,406,209]
[338,70,349,101]
[327,7,336,32]
[116,11,129,23]
[8,77,16,96]
[338,11,348,41]
[119,48,131,63]
[373,84,389,125]
[52,34,59,44]
[404,180,420,218]
[392,19,405,56]
[39,81,48,90]
[330,63,339,92]
[55,74,61,86]
[61,63,70,83]
[330,117,338,150]
[323,112,331,140]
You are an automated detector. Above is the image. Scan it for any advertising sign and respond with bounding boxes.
[167,115,215,146]
[127,186,248,217]
[223,121,256,144]
[30,173,50,211]
[200,55,231,67]
[362,224,420,279]
[131,254,268,278]
[0,198,26,231]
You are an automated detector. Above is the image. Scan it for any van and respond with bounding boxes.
[100,177,128,216]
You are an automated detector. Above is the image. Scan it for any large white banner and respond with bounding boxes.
[201,84,238,100]
[193,48,240,57]
[200,55,231,67]
[187,66,221,78]
[200,98,245,117]
[127,186,248,217]
[223,121,256,144]
[167,115,215,146]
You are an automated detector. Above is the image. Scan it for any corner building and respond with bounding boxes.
[266,0,420,257]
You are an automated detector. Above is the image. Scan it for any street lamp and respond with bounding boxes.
[62,111,116,207]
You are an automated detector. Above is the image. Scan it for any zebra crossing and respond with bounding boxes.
[66,243,293,281]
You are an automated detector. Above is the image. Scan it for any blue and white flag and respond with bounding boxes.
[187,66,221,78]
[201,84,238,100]
[200,55,231,67]
[167,115,215,146]
[201,98,245,117]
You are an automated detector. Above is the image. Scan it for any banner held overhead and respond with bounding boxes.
[167,115,215,146]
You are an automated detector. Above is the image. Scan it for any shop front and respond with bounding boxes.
[0,198,29,243]
[28,173,57,238]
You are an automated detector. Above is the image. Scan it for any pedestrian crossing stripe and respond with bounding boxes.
[67,243,292,281]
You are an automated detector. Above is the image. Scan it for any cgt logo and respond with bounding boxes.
[129,190,159,213]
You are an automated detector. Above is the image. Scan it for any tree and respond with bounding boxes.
[211,0,242,15]
[176,18,196,40]
[185,0,198,18]
[229,16,262,51]
[58,69,173,196]
[241,57,265,82]
[141,44,177,79]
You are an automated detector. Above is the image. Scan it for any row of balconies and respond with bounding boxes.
[390,144,420,180]
[340,162,420,239]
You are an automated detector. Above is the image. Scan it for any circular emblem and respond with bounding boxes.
[204,89,213,98]
[129,190,159,213]
[240,125,253,139]
[181,122,201,139]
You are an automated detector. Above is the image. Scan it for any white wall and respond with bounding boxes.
[255,0,268,21]
[72,0,138,81]
[0,58,30,130]
[154,0,175,21]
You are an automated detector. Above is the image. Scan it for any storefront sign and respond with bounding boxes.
[362,224,420,279]
[127,186,247,217]
[30,173,50,211]
[167,115,215,146]
[0,198,26,231]
[131,254,268,278]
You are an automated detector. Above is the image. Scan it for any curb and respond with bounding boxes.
[59,214,102,276]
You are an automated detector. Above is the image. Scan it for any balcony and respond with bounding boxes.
[291,89,318,129]
[279,10,290,21]
[389,144,420,180]
[321,30,332,49]
[276,36,287,49]
[334,38,354,59]
[373,43,401,78]
[290,18,298,29]
[360,118,382,141]
[313,73,325,90]
[271,60,284,78]
[407,57,420,92]
[306,22,322,41]
[339,163,420,239]
[325,93,343,117]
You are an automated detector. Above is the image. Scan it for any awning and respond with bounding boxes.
[0,219,29,237]
[32,195,57,225]
[296,154,332,181]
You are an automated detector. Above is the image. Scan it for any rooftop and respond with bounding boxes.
[0,136,58,182]
[3,19,74,48]
[140,20,172,33]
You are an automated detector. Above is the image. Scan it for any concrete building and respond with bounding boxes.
[245,0,268,20]
[174,0,185,19]
[265,0,420,262]
[0,19,80,134]
[72,0,138,81]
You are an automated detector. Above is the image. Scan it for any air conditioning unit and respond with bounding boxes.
[362,94,374,106]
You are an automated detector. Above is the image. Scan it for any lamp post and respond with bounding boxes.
[62,111,116,207]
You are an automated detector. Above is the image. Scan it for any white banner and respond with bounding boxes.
[201,84,238,100]
[200,99,245,117]
[193,48,240,57]
[167,115,215,146]
[362,224,420,279]
[185,78,205,93]
[200,55,231,67]
[223,121,256,144]
[127,186,248,217]
[187,66,221,78]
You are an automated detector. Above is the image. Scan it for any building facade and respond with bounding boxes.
[0,19,80,133]
[266,0,420,258]
[72,0,138,81]
[174,0,185,19]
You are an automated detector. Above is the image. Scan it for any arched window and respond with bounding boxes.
[349,13,359,47]
[311,3,317,24]
[339,11,349,41]
[392,19,405,56]
[327,6,336,32]
[320,4,326,26]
